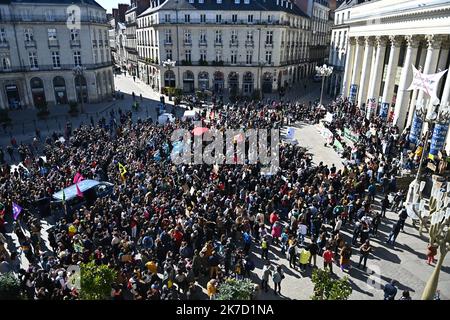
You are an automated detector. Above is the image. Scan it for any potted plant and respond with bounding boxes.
[68,101,79,116]
[0,109,11,125]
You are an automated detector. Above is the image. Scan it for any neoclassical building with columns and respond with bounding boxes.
[339,0,450,152]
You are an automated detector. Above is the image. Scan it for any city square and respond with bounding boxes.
[0,0,450,303]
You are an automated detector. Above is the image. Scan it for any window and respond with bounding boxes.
[165,29,172,43]
[71,29,79,41]
[217,0,222,3]
[266,31,273,44]
[45,10,55,21]
[268,15,272,23]
[200,14,206,23]
[215,30,222,43]
[232,14,237,23]
[215,50,222,62]
[24,28,34,42]
[230,50,237,64]
[265,51,272,64]
[48,28,57,41]
[200,49,207,61]
[52,51,60,68]
[246,51,252,64]
[1,57,10,70]
[29,52,38,69]
[165,14,171,22]
[184,14,190,23]
[347,11,350,19]
[246,31,253,42]
[189,0,194,3]
[21,9,31,21]
[93,50,98,63]
[244,0,250,3]
[200,30,207,43]
[0,28,6,42]
[248,15,253,23]
[231,30,238,44]
[184,30,191,44]
[235,0,240,3]
[74,51,82,66]
[185,50,191,62]
[166,49,172,60]
[199,0,204,3]
[216,14,221,23]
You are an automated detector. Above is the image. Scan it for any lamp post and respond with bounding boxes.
[316,64,333,106]
[73,65,86,114]
[162,59,176,101]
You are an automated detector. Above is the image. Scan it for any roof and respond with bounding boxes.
[139,0,308,18]
[2,0,104,9]
[336,0,358,11]
[52,180,103,201]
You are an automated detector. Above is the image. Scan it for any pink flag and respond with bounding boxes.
[76,183,84,198]
[73,172,84,184]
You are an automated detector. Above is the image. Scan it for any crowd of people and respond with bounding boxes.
[0,96,430,300]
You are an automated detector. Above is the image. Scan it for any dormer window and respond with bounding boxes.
[234,0,240,4]
[189,0,194,3]
[217,0,222,3]
[244,0,249,3]
[199,0,204,3]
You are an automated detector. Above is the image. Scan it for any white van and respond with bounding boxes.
[182,110,199,121]
[158,113,176,125]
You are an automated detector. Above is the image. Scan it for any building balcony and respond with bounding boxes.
[229,41,239,47]
[199,41,207,47]
[92,40,98,48]
[164,41,173,46]
[214,41,223,47]
[70,40,81,48]
[25,40,36,48]
[0,41,9,49]
[99,40,104,47]
[183,41,192,47]
[245,41,254,48]
[48,39,59,48]
[0,62,113,74]
[265,42,273,48]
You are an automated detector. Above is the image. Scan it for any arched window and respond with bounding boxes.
[164,70,176,87]
[198,71,209,90]
[1,57,10,70]
[53,76,67,104]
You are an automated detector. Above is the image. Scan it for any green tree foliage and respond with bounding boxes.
[80,261,117,300]
[311,268,352,300]
[216,278,254,300]
[0,273,22,300]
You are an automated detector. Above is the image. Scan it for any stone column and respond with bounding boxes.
[417,34,443,110]
[436,40,450,95]
[367,36,387,102]
[357,36,375,107]
[342,36,356,97]
[406,45,428,128]
[381,35,402,106]
[350,36,365,103]
[393,35,420,130]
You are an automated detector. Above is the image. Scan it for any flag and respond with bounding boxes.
[76,183,83,198]
[73,172,84,184]
[407,65,447,100]
[12,202,22,220]
[118,162,127,177]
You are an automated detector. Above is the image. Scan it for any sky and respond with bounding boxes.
[97,0,124,13]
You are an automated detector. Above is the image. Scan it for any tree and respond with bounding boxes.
[0,273,22,300]
[421,188,450,300]
[311,268,352,300]
[80,261,117,300]
[216,278,255,300]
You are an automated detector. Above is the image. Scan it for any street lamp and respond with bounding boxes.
[162,59,176,101]
[315,64,333,106]
[73,65,86,114]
